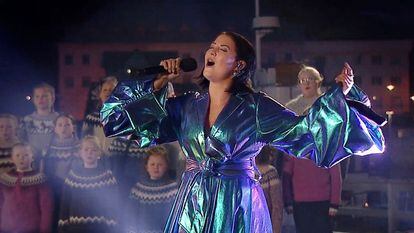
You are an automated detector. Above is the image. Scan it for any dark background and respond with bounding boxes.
[1,0,413,115]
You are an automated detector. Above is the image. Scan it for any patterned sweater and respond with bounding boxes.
[123,176,178,233]
[108,138,148,187]
[0,169,54,233]
[258,165,283,233]
[58,163,120,233]
[44,137,80,184]
[0,146,15,174]
[82,112,113,154]
[21,112,59,155]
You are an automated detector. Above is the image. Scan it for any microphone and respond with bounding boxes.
[126,57,197,77]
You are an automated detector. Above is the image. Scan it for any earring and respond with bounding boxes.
[233,62,242,77]
[233,70,239,77]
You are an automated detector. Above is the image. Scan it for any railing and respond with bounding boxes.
[338,176,414,233]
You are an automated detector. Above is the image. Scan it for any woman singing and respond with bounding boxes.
[101,31,384,233]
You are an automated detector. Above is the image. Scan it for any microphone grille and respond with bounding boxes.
[180,58,197,72]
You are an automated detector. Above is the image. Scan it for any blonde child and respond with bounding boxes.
[82,76,118,154]
[123,145,178,233]
[45,114,80,182]
[0,143,53,233]
[21,83,59,156]
[0,114,20,173]
[58,136,119,233]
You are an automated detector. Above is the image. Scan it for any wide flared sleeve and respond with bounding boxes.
[100,79,183,148]
[257,86,385,168]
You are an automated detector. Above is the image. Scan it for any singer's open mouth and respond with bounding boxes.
[206,61,215,66]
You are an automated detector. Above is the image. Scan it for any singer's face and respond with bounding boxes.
[203,34,238,83]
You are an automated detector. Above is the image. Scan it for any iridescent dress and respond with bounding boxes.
[101,79,384,233]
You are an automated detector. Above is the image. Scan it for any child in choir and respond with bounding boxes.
[21,83,59,157]
[82,76,118,154]
[0,143,53,233]
[256,146,283,233]
[44,114,80,233]
[108,138,148,196]
[58,136,119,233]
[44,114,80,184]
[123,145,178,233]
[0,114,20,173]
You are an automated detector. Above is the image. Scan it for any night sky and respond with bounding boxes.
[1,0,413,115]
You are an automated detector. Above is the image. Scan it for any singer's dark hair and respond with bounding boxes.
[197,31,256,93]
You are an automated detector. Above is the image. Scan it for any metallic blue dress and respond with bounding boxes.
[101,79,384,233]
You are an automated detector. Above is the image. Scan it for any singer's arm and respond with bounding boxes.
[153,75,170,91]
[100,78,183,148]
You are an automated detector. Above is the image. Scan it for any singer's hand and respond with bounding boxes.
[335,62,354,95]
[154,58,181,91]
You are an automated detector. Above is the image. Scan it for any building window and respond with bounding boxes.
[390,56,401,65]
[390,76,402,85]
[65,77,74,88]
[82,76,91,88]
[64,55,73,65]
[371,76,382,86]
[371,55,382,65]
[265,53,276,68]
[82,54,90,65]
[391,96,403,109]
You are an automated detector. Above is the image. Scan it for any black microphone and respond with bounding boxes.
[126,58,197,77]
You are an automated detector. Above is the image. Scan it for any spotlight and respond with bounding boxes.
[386,110,394,116]
[386,85,395,91]
[25,96,31,101]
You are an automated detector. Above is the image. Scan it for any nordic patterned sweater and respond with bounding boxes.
[82,111,113,155]
[108,138,148,193]
[44,137,80,183]
[258,164,283,233]
[21,112,59,155]
[58,163,120,233]
[0,144,17,174]
[0,169,54,233]
[123,176,178,233]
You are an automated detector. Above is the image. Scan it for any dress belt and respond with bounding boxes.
[185,157,259,181]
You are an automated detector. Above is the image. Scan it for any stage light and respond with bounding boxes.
[386,85,395,91]
[372,96,377,100]
[26,96,31,101]
[386,110,394,115]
